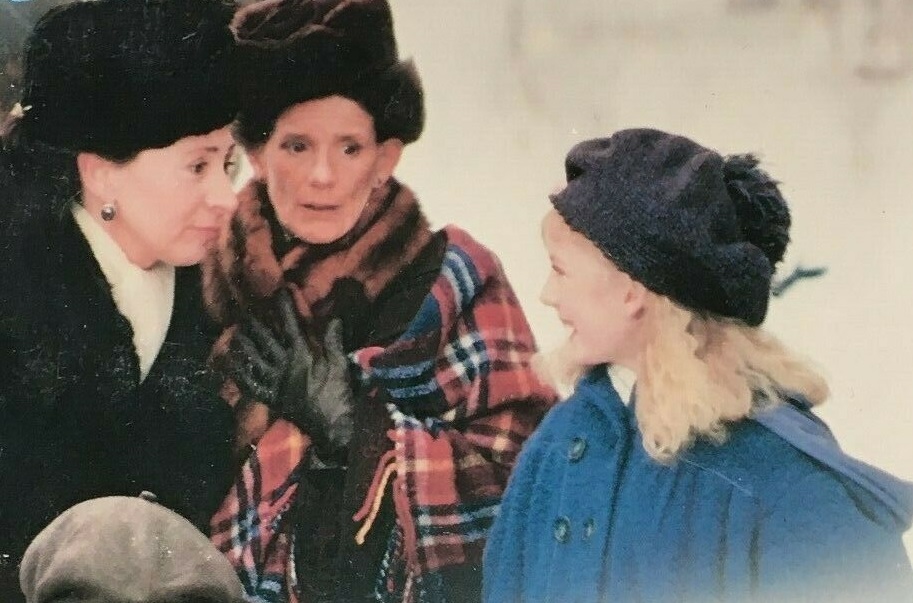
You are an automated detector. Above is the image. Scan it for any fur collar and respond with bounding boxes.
[203,177,436,448]
[204,178,433,332]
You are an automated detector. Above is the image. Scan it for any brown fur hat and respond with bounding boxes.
[232,0,424,148]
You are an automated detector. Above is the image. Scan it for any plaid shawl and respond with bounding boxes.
[210,225,555,603]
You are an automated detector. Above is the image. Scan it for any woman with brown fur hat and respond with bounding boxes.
[203,0,555,601]
[482,129,913,602]
[0,0,241,600]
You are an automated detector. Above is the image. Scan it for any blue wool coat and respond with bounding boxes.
[483,369,913,603]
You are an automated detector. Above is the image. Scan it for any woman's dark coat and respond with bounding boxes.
[0,158,235,599]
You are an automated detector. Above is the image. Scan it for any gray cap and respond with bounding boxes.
[19,496,245,603]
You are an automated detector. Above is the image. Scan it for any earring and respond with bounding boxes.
[100,202,117,222]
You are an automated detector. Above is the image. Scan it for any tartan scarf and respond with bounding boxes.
[349,226,555,602]
[208,192,554,602]
[203,178,433,452]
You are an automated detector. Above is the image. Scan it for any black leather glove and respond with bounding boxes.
[230,292,355,460]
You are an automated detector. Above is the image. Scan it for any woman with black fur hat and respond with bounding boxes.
[203,0,555,601]
[0,0,241,599]
[482,129,913,602]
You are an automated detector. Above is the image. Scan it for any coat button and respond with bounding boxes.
[583,518,596,541]
[553,516,571,543]
[568,436,587,462]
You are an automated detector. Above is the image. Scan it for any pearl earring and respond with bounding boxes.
[100,202,117,221]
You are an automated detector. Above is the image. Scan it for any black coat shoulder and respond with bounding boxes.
[0,168,234,570]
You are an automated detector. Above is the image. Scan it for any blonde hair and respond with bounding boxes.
[536,293,829,463]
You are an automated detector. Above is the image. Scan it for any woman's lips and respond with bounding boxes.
[300,202,339,212]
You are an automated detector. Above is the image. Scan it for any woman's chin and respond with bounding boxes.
[287,226,350,245]
[301,233,344,245]
[158,246,208,268]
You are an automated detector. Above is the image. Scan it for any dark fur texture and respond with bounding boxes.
[0,157,235,601]
[9,0,237,160]
[231,0,424,148]
[203,178,435,448]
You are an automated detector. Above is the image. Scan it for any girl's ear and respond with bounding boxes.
[624,277,649,319]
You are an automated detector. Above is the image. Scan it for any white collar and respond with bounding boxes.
[607,364,637,405]
[72,203,175,382]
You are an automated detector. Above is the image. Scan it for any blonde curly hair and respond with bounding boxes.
[536,293,829,463]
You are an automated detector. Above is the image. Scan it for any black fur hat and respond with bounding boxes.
[10,0,238,161]
[551,128,791,326]
[232,0,424,148]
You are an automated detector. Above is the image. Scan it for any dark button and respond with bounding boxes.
[583,518,596,541]
[568,436,587,462]
[553,516,571,543]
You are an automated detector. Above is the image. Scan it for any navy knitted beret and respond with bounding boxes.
[550,128,791,326]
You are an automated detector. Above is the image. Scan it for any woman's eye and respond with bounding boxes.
[223,158,238,173]
[282,141,308,154]
[190,161,208,175]
[343,143,362,156]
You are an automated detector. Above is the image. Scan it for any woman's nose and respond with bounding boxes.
[540,274,558,308]
[205,170,239,215]
[309,151,335,187]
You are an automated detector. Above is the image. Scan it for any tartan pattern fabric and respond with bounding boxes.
[211,225,554,602]
[203,178,435,453]
[351,226,556,599]
[210,420,309,603]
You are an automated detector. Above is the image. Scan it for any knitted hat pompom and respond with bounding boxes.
[722,153,791,267]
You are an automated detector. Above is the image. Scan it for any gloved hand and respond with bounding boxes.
[229,291,355,460]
